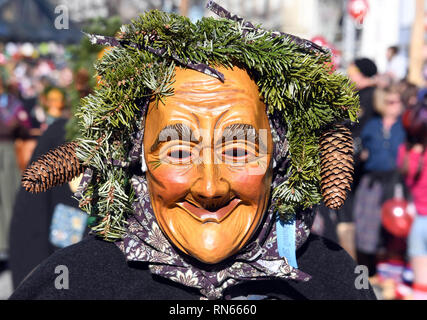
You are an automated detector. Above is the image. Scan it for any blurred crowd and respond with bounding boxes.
[312,45,427,300]
[0,42,93,295]
[0,36,427,300]
[0,43,73,167]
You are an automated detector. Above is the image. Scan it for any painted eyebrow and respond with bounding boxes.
[150,123,200,152]
[220,123,267,151]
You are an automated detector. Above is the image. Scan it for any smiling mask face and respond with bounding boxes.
[144,66,273,264]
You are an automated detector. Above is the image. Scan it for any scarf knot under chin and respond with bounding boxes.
[116,175,314,300]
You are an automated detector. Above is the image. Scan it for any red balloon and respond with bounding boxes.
[381,199,414,238]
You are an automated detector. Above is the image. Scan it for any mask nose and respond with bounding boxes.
[190,162,232,211]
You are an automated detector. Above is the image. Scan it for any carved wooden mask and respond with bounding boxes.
[143,66,274,264]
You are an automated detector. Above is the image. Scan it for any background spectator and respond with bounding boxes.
[354,84,406,277]
[386,46,408,82]
[398,103,427,300]
[0,75,31,268]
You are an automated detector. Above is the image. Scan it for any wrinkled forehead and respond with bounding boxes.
[172,66,261,105]
[146,66,268,129]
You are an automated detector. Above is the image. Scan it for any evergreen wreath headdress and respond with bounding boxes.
[23,1,359,241]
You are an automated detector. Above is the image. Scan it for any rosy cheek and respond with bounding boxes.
[150,165,196,200]
[227,169,267,198]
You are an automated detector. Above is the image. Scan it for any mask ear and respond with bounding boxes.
[141,142,147,173]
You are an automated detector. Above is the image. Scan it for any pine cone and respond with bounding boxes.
[319,124,354,210]
[22,142,84,193]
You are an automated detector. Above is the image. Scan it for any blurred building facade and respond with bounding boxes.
[44,0,422,73]
[51,0,182,22]
[358,0,416,73]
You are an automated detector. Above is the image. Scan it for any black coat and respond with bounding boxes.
[9,233,377,300]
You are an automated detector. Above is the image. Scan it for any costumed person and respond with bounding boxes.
[398,103,427,300]
[354,84,406,278]
[10,2,376,300]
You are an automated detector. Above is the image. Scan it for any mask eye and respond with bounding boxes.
[223,147,248,159]
[168,149,191,160]
[221,143,255,164]
[165,146,194,164]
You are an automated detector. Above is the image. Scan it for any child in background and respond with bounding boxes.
[398,102,427,300]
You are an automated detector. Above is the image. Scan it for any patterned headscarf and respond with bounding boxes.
[112,104,315,299]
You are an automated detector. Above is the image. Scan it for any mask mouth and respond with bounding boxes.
[177,198,242,223]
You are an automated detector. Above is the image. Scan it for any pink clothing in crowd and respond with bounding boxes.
[397,144,427,216]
